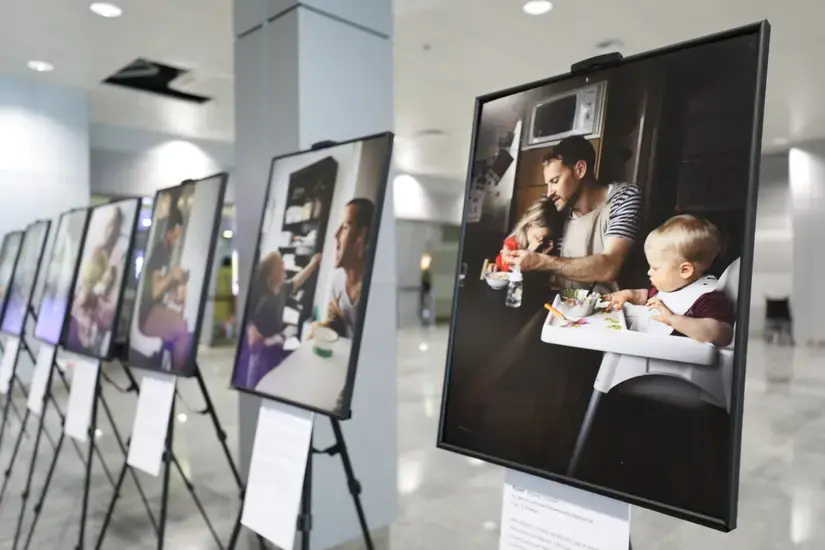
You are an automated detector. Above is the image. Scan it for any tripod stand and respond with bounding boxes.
[227,417,373,550]
[95,365,242,550]
[19,359,157,550]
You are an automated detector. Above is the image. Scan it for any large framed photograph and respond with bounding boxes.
[33,208,90,345]
[127,174,227,376]
[231,133,393,419]
[1,220,51,336]
[64,199,140,359]
[438,23,769,531]
[0,232,24,323]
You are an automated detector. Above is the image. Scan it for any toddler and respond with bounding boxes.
[496,197,561,272]
[607,215,734,346]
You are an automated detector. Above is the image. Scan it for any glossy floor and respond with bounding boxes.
[0,329,823,549]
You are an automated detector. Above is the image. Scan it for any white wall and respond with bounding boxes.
[393,173,464,224]
[89,124,235,201]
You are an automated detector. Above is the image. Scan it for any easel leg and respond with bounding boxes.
[157,400,175,550]
[170,453,224,549]
[299,440,314,550]
[194,366,242,487]
[0,409,30,505]
[11,364,55,550]
[99,392,158,531]
[77,373,102,550]
[330,419,374,550]
[22,430,66,550]
[94,456,130,550]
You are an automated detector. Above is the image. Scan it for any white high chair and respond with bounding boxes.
[562,259,741,475]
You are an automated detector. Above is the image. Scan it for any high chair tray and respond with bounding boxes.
[541,297,718,366]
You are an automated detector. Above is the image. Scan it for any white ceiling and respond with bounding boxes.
[1,0,823,184]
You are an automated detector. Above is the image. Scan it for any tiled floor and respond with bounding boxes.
[1,328,824,549]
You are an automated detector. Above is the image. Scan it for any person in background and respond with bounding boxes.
[495,196,561,272]
[320,198,375,338]
[235,250,321,388]
[503,136,643,294]
[607,215,734,346]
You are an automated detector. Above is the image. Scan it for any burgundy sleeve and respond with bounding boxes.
[688,291,735,326]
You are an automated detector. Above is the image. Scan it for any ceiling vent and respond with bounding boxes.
[103,58,212,103]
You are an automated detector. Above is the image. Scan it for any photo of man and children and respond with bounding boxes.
[1,220,50,336]
[232,134,392,418]
[128,175,226,375]
[439,29,764,529]
[34,208,89,346]
[65,199,139,359]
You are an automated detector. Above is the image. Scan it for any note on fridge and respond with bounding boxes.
[500,469,631,550]
[27,344,57,416]
[127,372,177,476]
[242,400,314,549]
[0,336,21,395]
[65,355,102,442]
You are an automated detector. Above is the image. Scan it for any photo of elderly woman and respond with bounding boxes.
[439,27,765,530]
[127,174,227,376]
[1,220,50,336]
[65,199,139,359]
[34,208,90,345]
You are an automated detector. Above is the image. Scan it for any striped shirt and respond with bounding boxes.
[553,183,643,252]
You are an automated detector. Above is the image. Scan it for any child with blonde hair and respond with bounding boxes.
[607,214,734,346]
[496,197,561,271]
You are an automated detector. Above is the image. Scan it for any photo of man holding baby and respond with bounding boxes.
[440,31,760,528]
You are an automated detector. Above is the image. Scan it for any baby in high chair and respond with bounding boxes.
[606,214,734,347]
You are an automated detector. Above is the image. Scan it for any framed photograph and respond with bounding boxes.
[127,174,228,376]
[33,208,91,345]
[231,133,393,419]
[1,220,52,336]
[0,232,24,323]
[64,198,140,359]
[437,23,769,531]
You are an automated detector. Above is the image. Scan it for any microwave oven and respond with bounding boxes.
[524,81,608,149]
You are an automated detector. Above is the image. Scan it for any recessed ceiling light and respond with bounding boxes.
[523,0,553,15]
[27,60,54,72]
[90,2,123,18]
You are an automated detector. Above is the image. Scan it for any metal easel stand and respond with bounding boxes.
[0,336,85,508]
[226,417,374,550]
[21,361,157,550]
[94,363,243,550]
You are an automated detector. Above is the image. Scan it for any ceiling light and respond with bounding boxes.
[90,2,123,18]
[222,229,234,239]
[141,218,152,228]
[523,1,553,15]
[27,60,54,73]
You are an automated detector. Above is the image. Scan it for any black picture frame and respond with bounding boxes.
[126,173,228,377]
[62,197,142,361]
[33,207,92,347]
[0,220,52,337]
[230,131,394,420]
[0,231,25,326]
[436,22,770,532]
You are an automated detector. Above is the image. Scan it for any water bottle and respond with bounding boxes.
[505,266,523,308]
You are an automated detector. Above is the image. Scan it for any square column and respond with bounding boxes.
[233,2,397,549]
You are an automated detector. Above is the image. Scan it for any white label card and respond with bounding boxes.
[500,470,631,550]
[241,400,315,549]
[0,336,21,395]
[127,372,177,476]
[65,355,101,442]
[26,345,56,416]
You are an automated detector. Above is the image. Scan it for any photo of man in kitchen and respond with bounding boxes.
[438,27,765,530]
[231,134,392,419]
